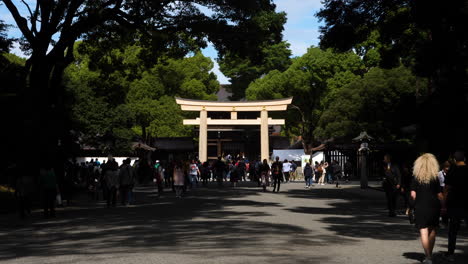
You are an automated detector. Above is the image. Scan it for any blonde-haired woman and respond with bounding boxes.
[411,153,444,264]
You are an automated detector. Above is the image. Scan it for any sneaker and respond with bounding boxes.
[422,258,432,264]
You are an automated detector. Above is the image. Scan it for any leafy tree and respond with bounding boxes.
[2,0,285,159]
[246,47,364,153]
[0,18,13,53]
[126,51,218,142]
[317,0,468,153]
[64,42,218,150]
[315,66,423,141]
[219,40,292,100]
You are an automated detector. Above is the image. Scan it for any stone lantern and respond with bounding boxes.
[353,131,374,189]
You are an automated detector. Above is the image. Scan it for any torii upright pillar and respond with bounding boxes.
[260,108,269,162]
[199,108,208,163]
[175,97,293,162]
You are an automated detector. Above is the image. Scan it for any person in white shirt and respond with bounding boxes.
[282,159,292,183]
[438,161,450,226]
[438,161,450,188]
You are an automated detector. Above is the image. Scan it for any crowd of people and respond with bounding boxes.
[382,152,468,264]
[11,151,467,263]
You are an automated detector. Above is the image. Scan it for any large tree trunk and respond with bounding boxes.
[23,44,72,169]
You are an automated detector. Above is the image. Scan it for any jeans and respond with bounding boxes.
[273,177,281,192]
[190,174,198,188]
[284,172,290,182]
[305,176,313,186]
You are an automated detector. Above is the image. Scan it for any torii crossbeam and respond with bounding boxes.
[175,97,292,162]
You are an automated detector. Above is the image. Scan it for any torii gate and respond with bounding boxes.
[175,97,292,162]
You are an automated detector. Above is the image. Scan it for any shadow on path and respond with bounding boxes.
[0,183,333,263]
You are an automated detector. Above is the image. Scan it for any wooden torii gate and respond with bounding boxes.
[175,97,292,162]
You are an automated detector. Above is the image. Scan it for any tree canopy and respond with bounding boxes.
[1,0,286,159]
[316,0,468,153]
[246,47,421,152]
[64,42,219,153]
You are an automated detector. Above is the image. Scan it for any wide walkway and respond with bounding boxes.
[1,181,467,264]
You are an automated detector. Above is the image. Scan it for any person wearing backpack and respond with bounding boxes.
[271,156,283,192]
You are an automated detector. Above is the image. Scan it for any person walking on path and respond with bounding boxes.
[214,157,226,188]
[303,162,314,188]
[200,162,210,187]
[259,159,270,192]
[103,157,119,208]
[39,161,59,218]
[317,161,325,185]
[438,161,450,225]
[119,158,134,205]
[271,157,283,192]
[332,160,342,188]
[173,162,185,198]
[15,164,34,219]
[443,151,468,262]
[344,159,353,182]
[290,162,297,182]
[410,153,444,264]
[383,154,402,217]
[282,159,292,183]
[188,160,200,189]
[154,160,164,197]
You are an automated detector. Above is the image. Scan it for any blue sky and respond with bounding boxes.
[0,0,323,84]
[203,0,324,83]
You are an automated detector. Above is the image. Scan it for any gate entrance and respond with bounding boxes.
[175,97,292,162]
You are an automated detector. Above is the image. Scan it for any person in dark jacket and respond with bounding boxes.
[383,154,402,217]
[332,160,342,188]
[119,158,135,205]
[443,151,468,262]
[303,162,314,188]
[271,157,283,192]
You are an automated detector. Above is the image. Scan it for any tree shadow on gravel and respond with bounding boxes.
[285,187,423,241]
[0,183,338,263]
[285,187,468,262]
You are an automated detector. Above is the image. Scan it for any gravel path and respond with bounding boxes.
[1,181,467,264]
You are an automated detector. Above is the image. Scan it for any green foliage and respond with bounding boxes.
[0,53,26,94]
[0,19,13,53]
[315,66,422,141]
[64,42,218,150]
[246,48,364,145]
[246,46,421,148]
[219,40,292,99]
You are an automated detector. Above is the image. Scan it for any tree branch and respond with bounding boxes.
[2,0,35,43]
[20,0,34,19]
[38,0,52,33]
